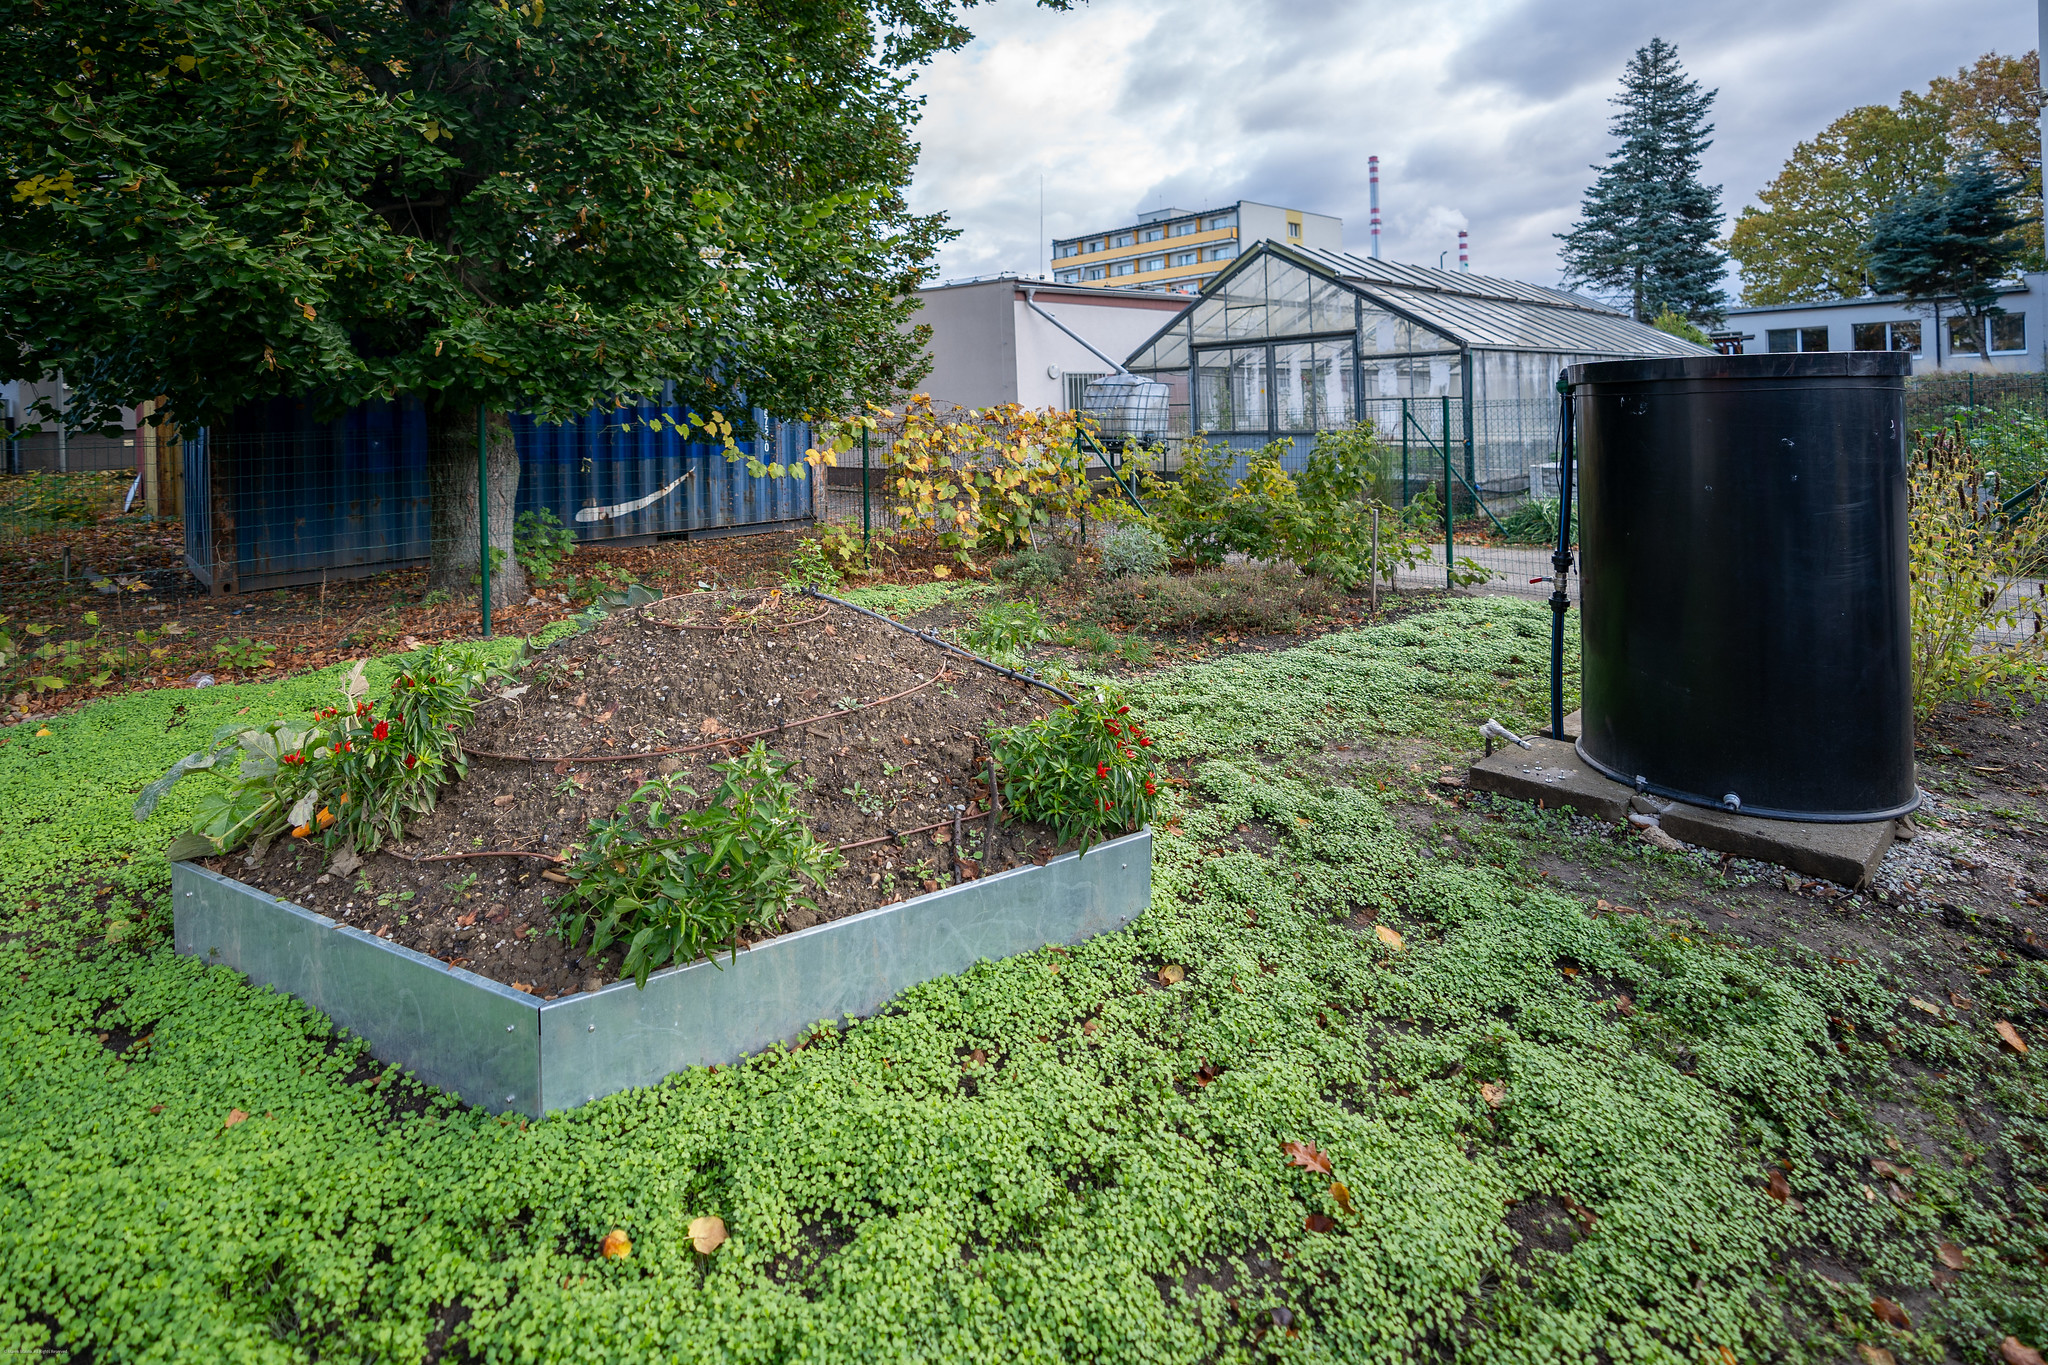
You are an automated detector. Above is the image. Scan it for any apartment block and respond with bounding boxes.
[1050,201,1342,294]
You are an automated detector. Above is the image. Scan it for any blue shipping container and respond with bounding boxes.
[184,396,814,593]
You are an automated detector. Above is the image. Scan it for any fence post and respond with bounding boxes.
[860,427,871,551]
[1400,399,1410,507]
[477,404,492,639]
[1441,394,1453,590]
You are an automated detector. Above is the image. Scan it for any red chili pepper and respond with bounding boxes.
[1139,737,1151,747]
[404,754,418,770]
[372,720,390,741]
[1116,705,1129,714]
[1096,762,1108,779]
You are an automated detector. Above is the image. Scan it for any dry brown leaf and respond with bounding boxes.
[1908,997,1944,1019]
[1936,1240,1971,1270]
[1158,964,1185,986]
[1856,1345,1896,1365]
[1081,1018,1098,1035]
[571,692,586,709]
[600,1228,632,1259]
[492,794,515,807]
[1330,1182,1354,1214]
[1870,1296,1911,1330]
[688,1215,727,1255]
[1719,1348,1741,1365]
[1560,965,1580,977]
[1480,1082,1506,1110]
[1995,1020,2029,1054]
[698,715,722,736]
[1765,1168,1791,1203]
[966,1048,987,1067]
[1282,1140,1333,1175]
[1304,1213,1335,1233]
[457,911,477,927]
[1950,991,1973,1010]
[595,707,616,724]
[541,870,573,884]
[1861,1183,1878,1203]
[1870,1158,1913,1181]
[1375,924,1404,952]
[2000,1337,2046,1365]
[223,1108,248,1128]
[1885,1181,1913,1206]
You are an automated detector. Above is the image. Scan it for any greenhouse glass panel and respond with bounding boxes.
[1195,348,1270,433]
[1274,342,1354,430]
[1266,258,1315,337]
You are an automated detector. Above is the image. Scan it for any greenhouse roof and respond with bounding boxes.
[1125,241,1711,366]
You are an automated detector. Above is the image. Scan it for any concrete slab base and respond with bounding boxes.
[1466,736,1897,887]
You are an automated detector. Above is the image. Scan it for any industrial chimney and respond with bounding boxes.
[1369,156,1381,260]
[1458,229,1469,272]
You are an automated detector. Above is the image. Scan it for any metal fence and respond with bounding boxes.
[1906,370,2048,431]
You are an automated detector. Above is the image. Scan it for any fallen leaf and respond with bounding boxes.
[457,911,477,927]
[571,692,586,708]
[1375,924,1404,952]
[1870,1158,1913,1181]
[600,1228,631,1259]
[1995,1020,2029,1054]
[595,707,616,724]
[1857,1346,1896,1365]
[698,716,722,736]
[1282,1140,1333,1175]
[966,1048,987,1066]
[1304,1213,1334,1233]
[1765,1168,1791,1202]
[688,1215,727,1254]
[1612,992,1636,1016]
[1870,1297,1911,1330]
[1560,1192,1598,1234]
[149,1104,164,1114]
[1191,1062,1221,1087]
[1559,964,1579,977]
[1329,1182,1354,1213]
[493,794,516,807]
[1081,1018,1098,1035]
[1950,992,1973,1010]
[1158,964,1185,985]
[1480,1082,1507,1109]
[511,982,532,994]
[34,727,49,737]
[1908,997,1945,1019]
[223,1108,248,1128]
[1885,1181,1912,1206]
[1936,1241,1971,1270]
[2001,1337,2046,1365]
[1721,1349,1742,1365]
[1862,1183,1878,1203]
[541,870,572,884]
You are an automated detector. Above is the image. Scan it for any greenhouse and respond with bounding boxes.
[1121,240,1710,512]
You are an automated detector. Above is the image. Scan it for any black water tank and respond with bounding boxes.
[1567,351,1917,822]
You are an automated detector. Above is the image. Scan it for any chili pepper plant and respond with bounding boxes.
[133,644,500,860]
[989,686,1162,852]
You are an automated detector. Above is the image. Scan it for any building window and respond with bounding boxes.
[1141,256,1165,272]
[1111,261,1135,276]
[1083,266,1105,281]
[1287,221,1302,239]
[1205,244,1236,262]
[1173,251,1196,266]
[1063,372,1108,409]
[1171,221,1195,236]
[1948,316,1983,355]
[1140,227,1163,242]
[1767,326,1829,353]
[1111,233,1133,248]
[1854,320,1924,354]
[1991,311,2027,353]
[1205,213,1236,231]
[1087,240,1102,254]
[1054,270,1080,284]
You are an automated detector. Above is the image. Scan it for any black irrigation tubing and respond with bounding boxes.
[801,586,1078,706]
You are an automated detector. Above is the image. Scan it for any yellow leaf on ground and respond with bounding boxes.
[1995,1020,2029,1054]
[35,728,51,737]
[1375,924,1404,952]
[600,1228,631,1259]
[1480,1082,1506,1109]
[688,1215,727,1254]
[1158,964,1184,985]
[1908,998,1944,1019]
[1329,1182,1353,1213]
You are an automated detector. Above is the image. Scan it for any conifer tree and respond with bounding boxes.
[1867,156,2025,358]
[1557,38,1727,323]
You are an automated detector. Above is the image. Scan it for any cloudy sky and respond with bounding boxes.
[904,0,2036,299]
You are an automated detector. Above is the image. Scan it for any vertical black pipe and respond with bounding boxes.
[1550,371,1576,739]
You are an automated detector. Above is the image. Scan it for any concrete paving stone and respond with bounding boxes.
[1467,736,1631,821]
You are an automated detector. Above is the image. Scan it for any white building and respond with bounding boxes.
[905,274,1193,412]
[1721,275,2044,372]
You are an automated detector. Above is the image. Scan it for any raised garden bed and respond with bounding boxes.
[173,588,1155,1112]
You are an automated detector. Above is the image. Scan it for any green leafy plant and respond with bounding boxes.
[990,687,1162,853]
[961,600,1048,661]
[4,613,170,698]
[211,636,277,672]
[1100,524,1169,579]
[515,508,579,582]
[991,547,1068,592]
[134,644,499,859]
[783,536,841,593]
[1498,498,1561,545]
[559,743,842,986]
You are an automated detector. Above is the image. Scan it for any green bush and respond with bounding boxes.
[515,508,579,582]
[961,599,1049,660]
[1498,498,1560,545]
[1100,524,1169,579]
[783,536,841,593]
[559,743,841,985]
[991,547,1068,591]
[1088,565,1338,635]
[990,686,1161,852]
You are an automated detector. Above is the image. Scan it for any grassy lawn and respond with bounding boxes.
[2,595,2044,1362]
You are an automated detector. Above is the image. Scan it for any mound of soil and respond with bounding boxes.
[212,590,1082,998]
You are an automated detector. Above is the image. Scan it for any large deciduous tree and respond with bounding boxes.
[0,0,1010,596]
[1556,37,1726,325]
[1728,51,2043,306]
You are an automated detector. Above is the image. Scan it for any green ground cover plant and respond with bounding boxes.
[0,597,2041,1362]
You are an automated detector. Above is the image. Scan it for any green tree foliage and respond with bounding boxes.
[0,0,1026,594]
[1556,37,1726,324]
[1649,308,1711,345]
[1867,157,2026,332]
[1728,50,2043,305]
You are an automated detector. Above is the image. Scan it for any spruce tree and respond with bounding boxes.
[1867,156,2025,341]
[1558,38,1727,323]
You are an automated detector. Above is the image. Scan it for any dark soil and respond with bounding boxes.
[213,589,1083,998]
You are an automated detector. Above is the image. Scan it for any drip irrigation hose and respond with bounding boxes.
[1550,372,1578,741]
[801,586,1078,705]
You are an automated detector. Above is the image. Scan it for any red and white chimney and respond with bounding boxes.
[1458,228,1469,272]
[1369,156,1381,260]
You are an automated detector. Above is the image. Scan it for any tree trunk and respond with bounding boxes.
[426,404,528,603]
